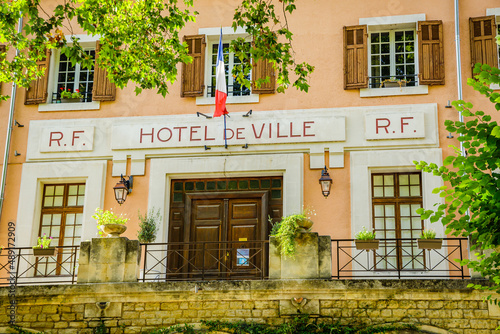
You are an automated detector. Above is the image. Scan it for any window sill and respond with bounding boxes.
[38,101,100,112]
[196,94,259,106]
[490,83,500,90]
[360,85,428,98]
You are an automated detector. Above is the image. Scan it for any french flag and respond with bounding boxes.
[214,29,228,117]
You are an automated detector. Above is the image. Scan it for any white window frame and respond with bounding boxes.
[486,8,500,90]
[350,148,446,278]
[39,34,101,112]
[359,14,428,97]
[196,27,259,105]
[368,28,418,87]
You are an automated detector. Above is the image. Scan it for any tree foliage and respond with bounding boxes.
[414,61,500,294]
[0,0,313,101]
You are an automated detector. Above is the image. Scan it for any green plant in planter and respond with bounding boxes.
[92,208,129,237]
[355,226,376,240]
[32,234,52,249]
[419,229,437,239]
[270,213,312,257]
[137,208,161,243]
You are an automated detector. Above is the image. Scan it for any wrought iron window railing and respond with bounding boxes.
[51,91,93,103]
[332,237,469,279]
[206,85,250,98]
[369,74,418,89]
[0,245,79,286]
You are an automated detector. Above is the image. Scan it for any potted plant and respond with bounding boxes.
[355,226,379,251]
[59,87,83,103]
[33,234,57,256]
[380,77,409,88]
[93,208,129,238]
[417,229,442,250]
[270,213,313,257]
[137,208,161,243]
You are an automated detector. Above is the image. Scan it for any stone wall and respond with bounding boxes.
[1,280,499,334]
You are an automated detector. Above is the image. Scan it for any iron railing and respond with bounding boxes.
[51,90,92,103]
[369,74,418,88]
[332,238,469,279]
[0,238,471,286]
[0,245,79,287]
[206,84,251,98]
[139,240,269,282]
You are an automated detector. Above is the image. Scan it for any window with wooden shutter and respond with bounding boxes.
[418,20,444,85]
[25,49,51,105]
[181,35,205,97]
[252,58,275,94]
[344,25,368,90]
[92,42,116,101]
[469,16,498,75]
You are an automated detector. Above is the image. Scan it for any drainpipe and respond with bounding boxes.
[0,15,23,221]
[454,0,478,276]
[454,0,465,155]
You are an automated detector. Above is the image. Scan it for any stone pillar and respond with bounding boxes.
[77,237,141,283]
[269,232,331,279]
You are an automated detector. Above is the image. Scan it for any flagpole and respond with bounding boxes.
[224,113,228,149]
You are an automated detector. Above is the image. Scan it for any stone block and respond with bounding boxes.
[318,235,332,279]
[77,237,141,283]
[269,233,332,279]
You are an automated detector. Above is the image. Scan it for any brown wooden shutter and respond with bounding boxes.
[92,41,116,101]
[344,25,368,90]
[24,49,51,105]
[418,20,444,85]
[252,57,275,94]
[181,35,205,97]
[469,16,498,75]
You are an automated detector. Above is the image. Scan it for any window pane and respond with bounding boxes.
[400,204,410,216]
[386,218,396,229]
[385,205,395,217]
[373,187,384,197]
[399,186,410,197]
[374,205,384,216]
[68,196,77,206]
[400,217,411,229]
[374,218,385,229]
[68,185,78,195]
[44,197,54,207]
[410,186,420,196]
[54,197,63,207]
[384,186,394,197]
[381,33,389,42]
[409,174,420,185]
[55,186,64,195]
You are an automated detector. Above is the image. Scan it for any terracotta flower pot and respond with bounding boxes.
[33,247,57,257]
[61,98,82,103]
[355,240,379,251]
[101,224,127,237]
[418,239,442,250]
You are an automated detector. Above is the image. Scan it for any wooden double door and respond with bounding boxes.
[169,191,268,279]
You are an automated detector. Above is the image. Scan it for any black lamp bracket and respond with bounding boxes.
[197,112,212,119]
[121,174,133,193]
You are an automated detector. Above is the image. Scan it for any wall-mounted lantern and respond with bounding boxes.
[113,175,133,205]
[319,166,332,198]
